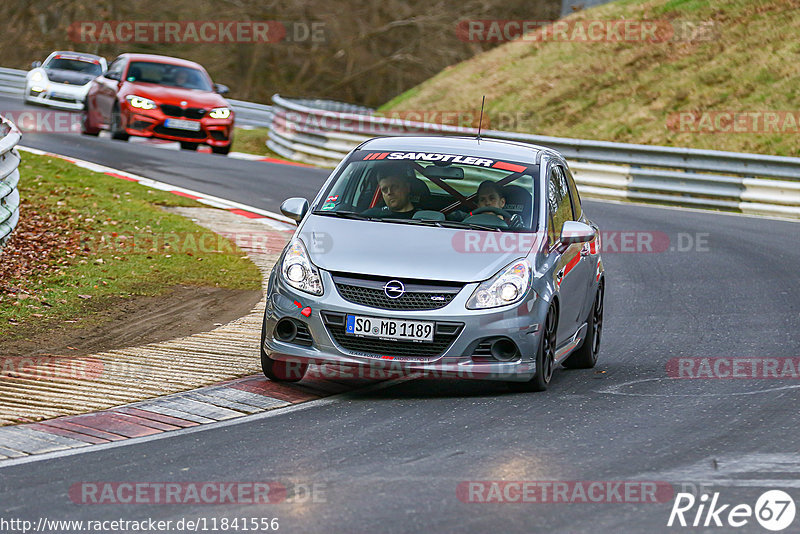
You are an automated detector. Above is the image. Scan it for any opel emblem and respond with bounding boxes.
[383,280,405,299]
[180,100,187,107]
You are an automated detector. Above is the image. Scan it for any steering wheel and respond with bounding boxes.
[470,206,514,222]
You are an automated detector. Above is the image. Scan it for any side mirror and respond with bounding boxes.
[560,221,595,245]
[31,61,42,69]
[214,83,229,95]
[104,71,120,81]
[280,197,309,223]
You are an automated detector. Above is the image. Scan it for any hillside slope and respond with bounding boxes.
[382,0,800,156]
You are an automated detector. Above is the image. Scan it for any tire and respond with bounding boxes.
[507,304,557,392]
[110,104,129,141]
[180,141,199,151]
[260,313,308,382]
[211,144,230,155]
[562,282,604,369]
[80,101,100,136]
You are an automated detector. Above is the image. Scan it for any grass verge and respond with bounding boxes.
[0,152,262,340]
[232,127,294,160]
[381,0,800,156]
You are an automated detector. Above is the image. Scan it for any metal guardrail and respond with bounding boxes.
[268,94,800,219]
[0,115,21,250]
[0,67,275,128]
[0,67,27,96]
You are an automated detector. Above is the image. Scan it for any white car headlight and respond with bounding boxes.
[467,259,533,310]
[281,239,323,295]
[31,71,46,82]
[208,107,231,119]
[126,95,157,110]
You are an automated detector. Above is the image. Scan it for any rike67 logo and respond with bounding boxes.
[668,490,796,531]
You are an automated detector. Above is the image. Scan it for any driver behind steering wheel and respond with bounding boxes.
[476,181,523,228]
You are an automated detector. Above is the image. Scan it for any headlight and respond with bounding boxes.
[281,239,323,295]
[466,259,533,310]
[208,107,231,119]
[126,95,157,110]
[31,71,45,82]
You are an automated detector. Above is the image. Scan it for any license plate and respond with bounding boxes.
[345,315,434,342]
[164,118,201,131]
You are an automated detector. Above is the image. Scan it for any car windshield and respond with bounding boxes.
[125,62,212,91]
[313,151,539,232]
[45,57,103,75]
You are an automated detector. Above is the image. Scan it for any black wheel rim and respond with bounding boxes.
[591,286,604,357]
[542,308,556,383]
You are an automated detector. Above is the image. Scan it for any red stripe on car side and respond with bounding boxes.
[563,253,581,277]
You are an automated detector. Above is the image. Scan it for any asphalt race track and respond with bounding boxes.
[2,93,800,533]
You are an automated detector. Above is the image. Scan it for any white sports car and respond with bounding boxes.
[25,51,107,110]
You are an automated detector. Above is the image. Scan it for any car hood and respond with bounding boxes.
[298,215,540,283]
[45,69,97,86]
[123,83,227,108]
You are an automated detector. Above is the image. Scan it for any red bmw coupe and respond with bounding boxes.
[82,53,234,154]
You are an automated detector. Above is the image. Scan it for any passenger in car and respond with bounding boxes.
[361,166,418,219]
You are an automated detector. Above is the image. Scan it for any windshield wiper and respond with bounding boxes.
[370,217,503,231]
[311,211,379,221]
[435,220,503,232]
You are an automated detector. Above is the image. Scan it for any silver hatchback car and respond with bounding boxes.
[261,136,604,391]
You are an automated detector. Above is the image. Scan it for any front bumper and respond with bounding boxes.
[120,104,233,146]
[263,269,547,382]
[25,81,88,110]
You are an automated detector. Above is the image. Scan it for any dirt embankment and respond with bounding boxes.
[0,285,261,358]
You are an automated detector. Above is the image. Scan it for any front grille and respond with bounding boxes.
[159,105,206,119]
[153,125,206,139]
[332,273,463,311]
[208,130,228,140]
[50,95,77,103]
[322,312,462,360]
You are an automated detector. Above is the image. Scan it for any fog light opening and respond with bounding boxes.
[274,318,298,342]
[490,338,520,362]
